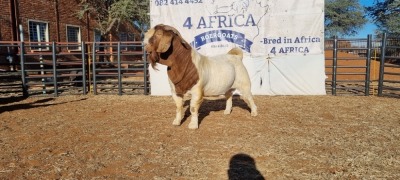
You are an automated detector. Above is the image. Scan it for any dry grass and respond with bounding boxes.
[1,95,399,179]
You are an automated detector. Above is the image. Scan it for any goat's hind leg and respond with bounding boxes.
[241,92,258,117]
[247,95,258,116]
[172,93,184,126]
[224,90,234,115]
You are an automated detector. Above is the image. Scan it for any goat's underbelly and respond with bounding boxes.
[202,77,235,96]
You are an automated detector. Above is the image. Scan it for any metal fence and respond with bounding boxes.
[378,33,400,97]
[0,41,148,97]
[18,41,88,96]
[91,41,149,95]
[0,42,23,96]
[325,34,400,97]
[0,34,399,98]
[325,35,375,96]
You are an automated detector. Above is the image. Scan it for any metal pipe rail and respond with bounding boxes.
[378,33,400,97]
[17,41,87,96]
[91,41,149,95]
[325,35,373,96]
[2,35,399,97]
[0,42,23,96]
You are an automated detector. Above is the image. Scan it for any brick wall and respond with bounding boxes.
[0,0,140,43]
[0,0,12,41]
[17,0,57,42]
[16,0,89,42]
[57,0,89,42]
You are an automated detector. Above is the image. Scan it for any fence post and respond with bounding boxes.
[117,42,122,95]
[378,33,387,96]
[332,36,338,95]
[143,41,148,95]
[365,34,372,96]
[81,41,87,95]
[52,41,58,97]
[92,42,97,95]
[19,42,28,97]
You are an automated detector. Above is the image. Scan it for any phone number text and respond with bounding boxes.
[154,0,203,6]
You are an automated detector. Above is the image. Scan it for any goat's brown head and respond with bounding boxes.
[144,24,191,69]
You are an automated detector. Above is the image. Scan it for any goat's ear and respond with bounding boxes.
[181,41,191,49]
[156,31,173,53]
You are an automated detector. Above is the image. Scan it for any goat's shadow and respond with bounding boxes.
[0,96,29,105]
[0,97,88,114]
[228,153,265,180]
[180,95,252,125]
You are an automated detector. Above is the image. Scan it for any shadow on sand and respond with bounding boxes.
[0,97,88,114]
[228,153,265,180]
[179,95,252,126]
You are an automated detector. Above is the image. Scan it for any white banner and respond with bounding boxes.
[149,0,326,95]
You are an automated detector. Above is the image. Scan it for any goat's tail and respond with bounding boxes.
[228,47,243,60]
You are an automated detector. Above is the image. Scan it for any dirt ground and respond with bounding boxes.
[1,50,399,179]
[1,95,399,179]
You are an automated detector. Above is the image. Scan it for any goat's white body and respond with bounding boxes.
[170,49,258,129]
[144,24,257,129]
[191,50,253,96]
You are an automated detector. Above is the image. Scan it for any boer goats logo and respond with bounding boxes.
[189,0,271,53]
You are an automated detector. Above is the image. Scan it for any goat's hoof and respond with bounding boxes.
[251,111,258,117]
[172,123,180,126]
[188,122,199,129]
[172,120,181,126]
[172,122,181,126]
[223,110,231,115]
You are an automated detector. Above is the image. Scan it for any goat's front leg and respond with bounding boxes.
[172,93,184,126]
[188,91,203,129]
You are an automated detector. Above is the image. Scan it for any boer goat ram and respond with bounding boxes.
[144,24,257,129]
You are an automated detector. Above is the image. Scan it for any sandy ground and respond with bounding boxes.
[0,50,399,179]
[1,95,399,179]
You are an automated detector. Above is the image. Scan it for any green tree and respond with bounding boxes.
[77,0,149,39]
[325,0,367,37]
[366,0,400,35]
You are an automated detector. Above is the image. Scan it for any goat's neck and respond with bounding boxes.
[166,39,199,94]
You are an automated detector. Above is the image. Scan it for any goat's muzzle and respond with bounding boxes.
[145,45,160,69]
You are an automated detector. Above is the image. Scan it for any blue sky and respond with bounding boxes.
[356,0,377,38]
